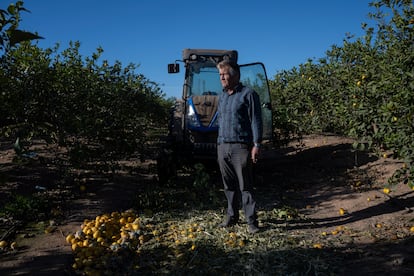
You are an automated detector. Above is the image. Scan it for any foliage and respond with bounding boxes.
[0,193,50,221]
[0,1,42,54]
[0,0,172,168]
[270,0,414,188]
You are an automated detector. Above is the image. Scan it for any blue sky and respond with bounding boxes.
[16,0,376,98]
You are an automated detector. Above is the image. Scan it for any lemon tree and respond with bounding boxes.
[270,0,414,188]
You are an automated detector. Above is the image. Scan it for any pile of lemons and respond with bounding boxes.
[65,210,210,275]
[66,210,150,274]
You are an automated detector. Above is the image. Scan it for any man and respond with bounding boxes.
[216,60,263,234]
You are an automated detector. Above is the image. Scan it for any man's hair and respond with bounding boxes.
[217,60,240,78]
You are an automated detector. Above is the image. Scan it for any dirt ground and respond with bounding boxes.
[0,134,413,275]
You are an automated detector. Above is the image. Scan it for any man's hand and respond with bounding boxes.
[251,146,260,163]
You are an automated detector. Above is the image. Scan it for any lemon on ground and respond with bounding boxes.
[66,234,75,244]
[0,240,8,248]
[313,243,323,249]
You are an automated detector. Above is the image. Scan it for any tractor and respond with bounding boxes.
[157,49,273,183]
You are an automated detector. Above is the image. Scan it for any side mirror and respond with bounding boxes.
[168,63,180,73]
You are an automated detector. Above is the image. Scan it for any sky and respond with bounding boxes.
[14,0,377,99]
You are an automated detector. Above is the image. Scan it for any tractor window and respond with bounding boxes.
[188,66,222,96]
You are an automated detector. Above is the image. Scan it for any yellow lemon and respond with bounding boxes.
[313,243,322,249]
[410,226,414,232]
[82,240,90,247]
[383,188,390,194]
[66,234,75,244]
[0,240,8,248]
[339,208,346,216]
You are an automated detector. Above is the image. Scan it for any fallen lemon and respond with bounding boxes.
[410,226,414,233]
[383,188,390,194]
[313,243,323,249]
[339,208,346,216]
[66,234,75,244]
[0,240,8,248]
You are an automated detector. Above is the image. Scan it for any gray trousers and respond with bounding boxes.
[217,143,257,225]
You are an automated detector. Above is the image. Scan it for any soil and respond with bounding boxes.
[0,134,413,275]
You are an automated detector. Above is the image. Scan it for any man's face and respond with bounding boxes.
[219,66,238,91]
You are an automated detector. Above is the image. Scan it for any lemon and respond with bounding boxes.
[0,240,8,248]
[119,217,127,225]
[82,240,90,247]
[313,243,323,249]
[66,234,75,244]
[339,208,346,216]
[93,231,102,240]
[410,226,414,232]
[383,188,390,194]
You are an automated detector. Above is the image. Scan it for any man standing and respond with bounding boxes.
[216,60,263,234]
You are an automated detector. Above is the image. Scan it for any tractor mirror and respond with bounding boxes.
[168,63,180,73]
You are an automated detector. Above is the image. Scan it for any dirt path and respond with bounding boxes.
[1,134,413,275]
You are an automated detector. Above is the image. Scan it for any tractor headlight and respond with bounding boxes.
[186,104,200,128]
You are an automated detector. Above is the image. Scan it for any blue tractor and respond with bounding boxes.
[157,49,273,183]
